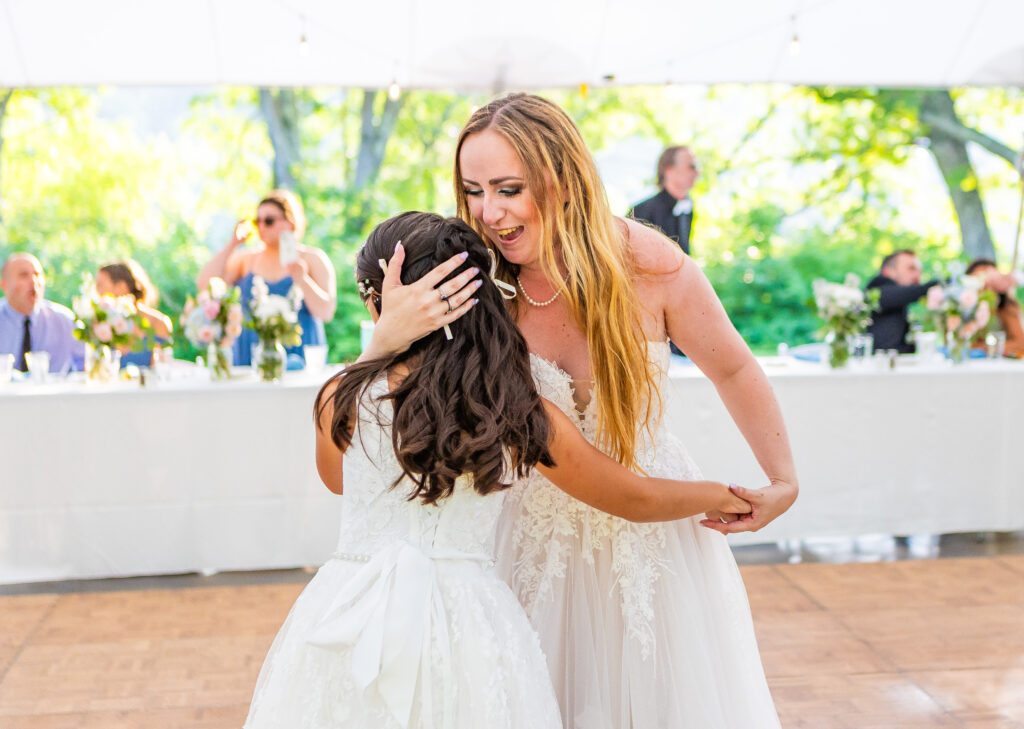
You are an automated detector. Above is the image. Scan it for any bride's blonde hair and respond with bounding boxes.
[454,93,659,469]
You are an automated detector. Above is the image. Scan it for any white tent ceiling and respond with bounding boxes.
[2,0,1024,89]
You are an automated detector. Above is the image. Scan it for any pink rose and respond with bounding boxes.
[226,322,243,339]
[203,300,221,320]
[958,289,978,309]
[947,315,962,332]
[113,317,132,336]
[926,286,944,311]
[228,305,243,324]
[197,325,216,343]
[975,300,991,328]
[93,321,113,343]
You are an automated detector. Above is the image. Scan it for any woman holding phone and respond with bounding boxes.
[197,189,336,367]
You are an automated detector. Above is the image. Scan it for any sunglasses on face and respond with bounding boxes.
[254,215,282,227]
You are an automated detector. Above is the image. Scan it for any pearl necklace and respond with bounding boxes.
[515,275,562,307]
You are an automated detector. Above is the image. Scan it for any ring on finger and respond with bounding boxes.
[439,288,448,302]
[446,299,453,314]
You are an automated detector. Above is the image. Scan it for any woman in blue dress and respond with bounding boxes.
[95,259,173,367]
[197,190,336,367]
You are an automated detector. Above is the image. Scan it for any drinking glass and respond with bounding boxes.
[25,351,50,384]
[986,331,1006,359]
[0,353,13,384]
[304,344,328,373]
[851,333,874,362]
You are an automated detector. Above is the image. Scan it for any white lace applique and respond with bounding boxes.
[505,344,676,660]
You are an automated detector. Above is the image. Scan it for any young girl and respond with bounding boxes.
[243,212,751,729]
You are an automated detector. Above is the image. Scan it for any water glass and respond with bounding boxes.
[152,345,173,382]
[914,331,938,362]
[25,350,50,384]
[986,331,1006,359]
[0,353,13,384]
[304,344,328,373]
[851,334,874,361]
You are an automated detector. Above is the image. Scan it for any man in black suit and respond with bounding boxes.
[629,145,698,255]
[866,250,940,354]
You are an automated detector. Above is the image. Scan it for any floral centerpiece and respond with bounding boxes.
[182,277,243,380]
[923,264,995,363]
[246,275,303,382]
[72,275,148,382]
[812,274,879,368]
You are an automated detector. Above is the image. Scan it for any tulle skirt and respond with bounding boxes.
[496,433,780,729]
[245,553,563,729]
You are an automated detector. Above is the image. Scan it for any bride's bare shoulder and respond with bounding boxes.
[618,217,686,279]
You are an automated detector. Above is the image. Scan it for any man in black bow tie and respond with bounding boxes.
[629,145,698,255]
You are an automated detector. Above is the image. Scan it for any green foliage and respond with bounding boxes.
[1,84,1020,362]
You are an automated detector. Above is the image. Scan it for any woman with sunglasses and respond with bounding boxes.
[197,189,336,367]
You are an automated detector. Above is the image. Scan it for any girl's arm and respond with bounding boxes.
[314,380,344,494]
[537,401,751,523]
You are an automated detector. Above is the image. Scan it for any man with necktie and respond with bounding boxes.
[0,253,83,373]
[629,145,699,255]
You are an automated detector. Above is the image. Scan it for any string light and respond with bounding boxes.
[388,80,401,100]
[298,33,309,57]
[788,14,801,56]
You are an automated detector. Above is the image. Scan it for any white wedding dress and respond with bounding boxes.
[245,376,563,729]
[496,341,780,729]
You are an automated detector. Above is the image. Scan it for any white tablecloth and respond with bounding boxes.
[2,358,1023,584]
[663,357,1024,546]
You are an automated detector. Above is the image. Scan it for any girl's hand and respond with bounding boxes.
[367,242,482,357]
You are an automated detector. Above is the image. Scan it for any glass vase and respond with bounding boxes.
[825,330,851,369]
[254,338,286,383]
[84,342,121,383]
[207,342,233,381]
[946,332,969,365]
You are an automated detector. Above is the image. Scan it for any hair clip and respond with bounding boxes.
[488,249,517,300]
[357,278,379,298]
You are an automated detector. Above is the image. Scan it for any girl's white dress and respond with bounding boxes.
[496,341,781,729]
[245,377,563,729]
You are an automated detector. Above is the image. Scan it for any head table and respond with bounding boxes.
[2,356,1022,584]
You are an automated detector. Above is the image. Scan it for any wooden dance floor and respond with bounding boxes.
[1,556,1023,728]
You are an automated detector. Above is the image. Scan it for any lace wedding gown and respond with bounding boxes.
[245,377,563,729]
[496,341,780,729]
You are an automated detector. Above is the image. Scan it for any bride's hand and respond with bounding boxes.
[363,242,482,359]
[699,479,798,534]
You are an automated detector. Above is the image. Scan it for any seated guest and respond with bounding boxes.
[866,250,940,354]
[196,189,335,368]
[966,258,1024,358]
[0,252,84,372]
[95,260,173,367]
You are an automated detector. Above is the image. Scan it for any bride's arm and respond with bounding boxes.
[632,223,797,533]
[536,401,751,522]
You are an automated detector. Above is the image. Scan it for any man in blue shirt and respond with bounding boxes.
[0,253,83,373]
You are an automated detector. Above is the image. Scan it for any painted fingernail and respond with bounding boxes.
[378,258,387,273]
[460,252,469,260]
[474,279,483,288]
[470,267,480,274]
[471,298,480,306]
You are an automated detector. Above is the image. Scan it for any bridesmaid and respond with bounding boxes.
[197,190,336,368]
[95,259,172,367]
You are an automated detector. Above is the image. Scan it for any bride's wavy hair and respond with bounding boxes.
[315,211,554,505]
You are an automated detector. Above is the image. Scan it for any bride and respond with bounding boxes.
[372,94,798,728]
[243,212,755,728]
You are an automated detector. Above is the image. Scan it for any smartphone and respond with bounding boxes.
[279,230,299,266]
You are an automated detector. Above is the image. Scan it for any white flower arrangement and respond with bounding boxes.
[246,275,303,348]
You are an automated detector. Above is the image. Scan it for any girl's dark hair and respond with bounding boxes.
[315,211,553,505]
